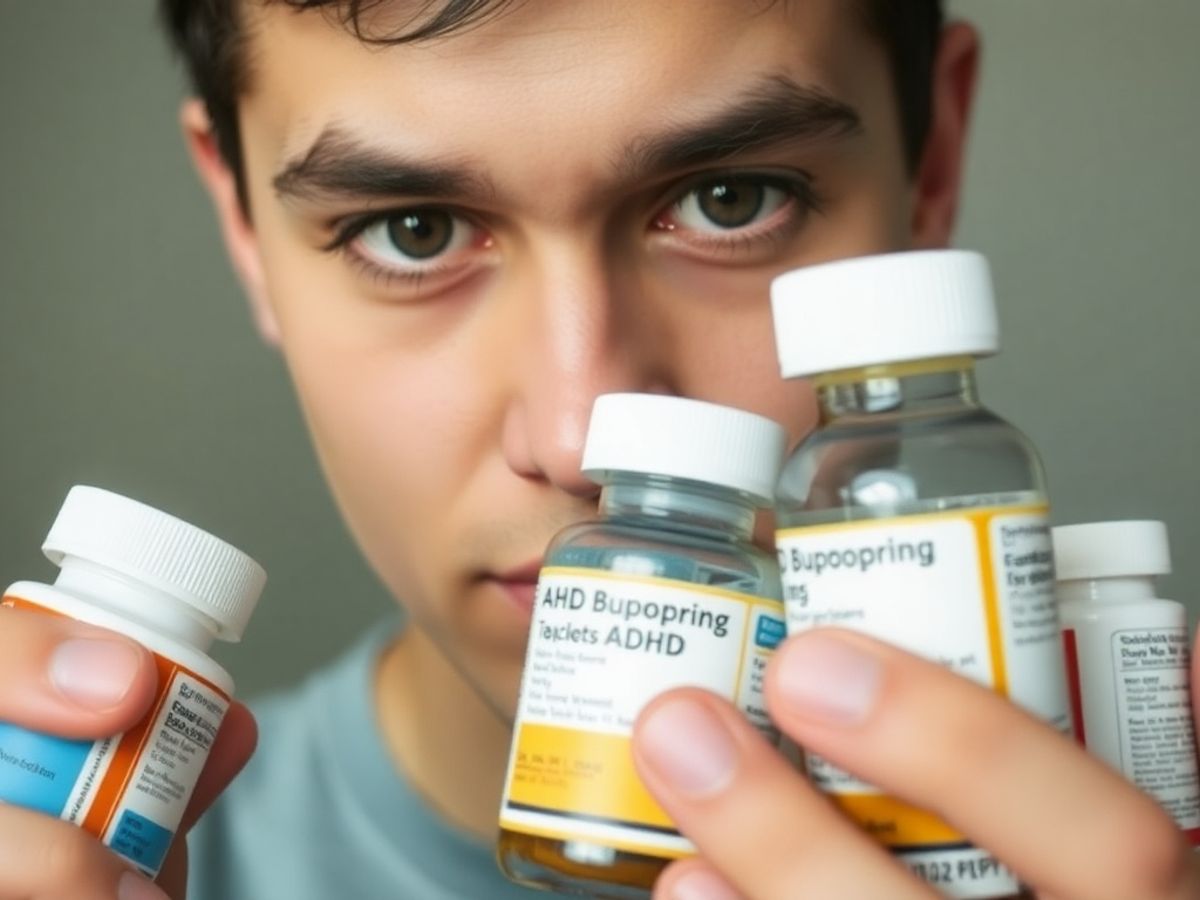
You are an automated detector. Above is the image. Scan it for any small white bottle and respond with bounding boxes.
[1054,520,1200,843]
[0,486,265,877]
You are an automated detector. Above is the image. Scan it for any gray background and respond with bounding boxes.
[1,2,1196,696]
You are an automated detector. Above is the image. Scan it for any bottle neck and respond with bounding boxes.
[599,475,757,541]
[816,355,980,424]
[54,557,220,652]
[1057,576,1158,605]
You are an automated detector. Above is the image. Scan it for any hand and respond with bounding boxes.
[0,605,256,899]
[632,628,1200,899]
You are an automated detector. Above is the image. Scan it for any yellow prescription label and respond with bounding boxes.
[776,503,1068,898]
[500,567,785,859]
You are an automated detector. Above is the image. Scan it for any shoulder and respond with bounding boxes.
[186,625,392,899]
[186,672,334,897]
[185,621,555,900]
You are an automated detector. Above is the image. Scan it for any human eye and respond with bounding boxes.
[323,206,490,291]
[651,171,821,261]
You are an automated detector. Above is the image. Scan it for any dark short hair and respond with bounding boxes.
[160,0,944,211]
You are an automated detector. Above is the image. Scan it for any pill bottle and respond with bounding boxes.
[1054,520,1200,843]
[0,485,265,877]
[770,250,1068,899]
[497,393,787,898]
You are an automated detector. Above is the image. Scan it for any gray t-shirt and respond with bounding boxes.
[187,623,557,899]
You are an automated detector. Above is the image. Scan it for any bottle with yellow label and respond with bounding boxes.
[497,392,787,898]
[770,250,1069,899]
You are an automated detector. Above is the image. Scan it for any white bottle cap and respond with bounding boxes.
[1052,520,1172,581]
[581,394,786,506]
[771,250,999,378]
[42,486,266,641]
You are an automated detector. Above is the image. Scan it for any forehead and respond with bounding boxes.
[238,1,892,202]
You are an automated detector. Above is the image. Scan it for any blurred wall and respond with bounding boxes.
[1,1,1197,696]
[0,3,393,692]
[951,0,1200,612]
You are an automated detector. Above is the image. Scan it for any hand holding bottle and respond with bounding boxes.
[632,628,1200,900]
[0,604,258,899]
[0,487,264,899]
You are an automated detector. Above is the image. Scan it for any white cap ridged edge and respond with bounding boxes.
[771,250,999,378]
[580,394,787,505]
[42,486,266,641]
[1051,520,1171,581]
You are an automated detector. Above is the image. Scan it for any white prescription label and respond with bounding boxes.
[1111,628,1200,831]
[777,503,1066,899]
[500,567,785,859]
[100,672,228,875]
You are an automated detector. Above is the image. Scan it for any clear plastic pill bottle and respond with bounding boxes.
[1055,520,1200,843]
[498,393,787,898]
[770,250,1069,899]
[0,485,265,877]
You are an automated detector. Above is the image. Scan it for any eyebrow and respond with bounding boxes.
[620,74,863,176]
[272,74,861,205]
[273,130,492,203]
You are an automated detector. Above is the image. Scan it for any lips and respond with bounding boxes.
[489,560,543,615]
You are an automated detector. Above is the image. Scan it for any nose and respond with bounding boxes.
[500,244,671,496]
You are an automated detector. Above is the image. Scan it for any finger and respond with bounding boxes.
[766,629,1200,900]
[155,837,188,899]
[652,858,745,900]
[1192,630,1200,749]
[149,702,258,898]
[178,700,257,835]
[0,605,157,738]
[0,804,168,899]
[632,688,935,900]
[0,708,253,900]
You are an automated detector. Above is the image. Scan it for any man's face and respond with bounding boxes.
[232,0,919,716]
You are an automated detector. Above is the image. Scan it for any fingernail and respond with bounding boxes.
[671,868,741,900]
[775,631,882,726]
[637,698,737,798]
[118,871,170,900]
[50,638,142,709]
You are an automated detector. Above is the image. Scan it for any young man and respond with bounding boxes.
[0,2,1196,898]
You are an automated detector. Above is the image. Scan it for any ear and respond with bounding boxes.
[180,99,281,345]
[909,21,980,248]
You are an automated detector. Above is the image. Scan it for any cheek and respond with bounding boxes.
[266,286,493,603]
[289,345,461,575]
[673,300,814,438]
[831,181,914,252]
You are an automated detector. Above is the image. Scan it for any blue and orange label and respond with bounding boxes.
[0,594,230,876]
